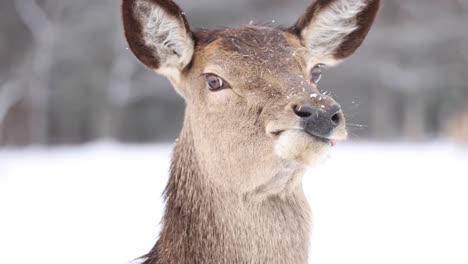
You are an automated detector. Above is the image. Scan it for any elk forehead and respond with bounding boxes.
[216,27,300,60]
[203,29,305,73]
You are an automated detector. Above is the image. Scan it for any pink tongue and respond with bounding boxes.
[330,140,337,147]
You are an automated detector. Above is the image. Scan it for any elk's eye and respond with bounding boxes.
[310,64,324,84]
[204,74,230,91]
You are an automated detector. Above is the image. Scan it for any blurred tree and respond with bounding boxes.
[14,0,56,145]
[0,0,467,146]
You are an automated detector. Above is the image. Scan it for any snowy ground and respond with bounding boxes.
[0,142,467,264]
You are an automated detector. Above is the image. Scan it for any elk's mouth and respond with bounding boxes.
[271,129,336,166]
[270,129,338,147]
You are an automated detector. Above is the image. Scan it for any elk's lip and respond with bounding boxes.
[270,129,339,147]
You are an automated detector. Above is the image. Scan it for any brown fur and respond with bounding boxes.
[143,124,311,264]
[121,1,380,263]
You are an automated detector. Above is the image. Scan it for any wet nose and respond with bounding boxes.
[293,103,344,138]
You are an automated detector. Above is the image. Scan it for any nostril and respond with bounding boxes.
[294,105,313,118]
[331,112,341,125]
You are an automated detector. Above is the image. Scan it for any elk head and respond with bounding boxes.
[122,0,380,195]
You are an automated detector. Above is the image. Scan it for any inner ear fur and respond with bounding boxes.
[122,0,194,73]
[292,0,380,64]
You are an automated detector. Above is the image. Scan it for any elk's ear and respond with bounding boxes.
[292,0,380,67]
[122,0,194,79]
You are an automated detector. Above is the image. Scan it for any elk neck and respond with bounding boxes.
[146,121,312,264]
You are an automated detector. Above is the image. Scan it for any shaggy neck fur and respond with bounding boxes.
[142,124,312,264]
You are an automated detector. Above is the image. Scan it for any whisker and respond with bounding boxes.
[347,123,368,128]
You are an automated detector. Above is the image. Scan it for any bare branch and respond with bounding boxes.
[14,0,57,144]
[107,51,138,107]
[15,0,55,42]
[0,81,21,125]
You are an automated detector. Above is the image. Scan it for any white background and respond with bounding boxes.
[1,142,467,264]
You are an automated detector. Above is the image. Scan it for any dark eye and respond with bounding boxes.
[204,74,230,91]
[310,64,324,84]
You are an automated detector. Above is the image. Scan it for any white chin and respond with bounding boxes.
[274,130,331,167]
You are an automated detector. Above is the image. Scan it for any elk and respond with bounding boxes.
[121,0,380,263]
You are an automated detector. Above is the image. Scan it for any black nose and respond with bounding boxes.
[293,104,344,138]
